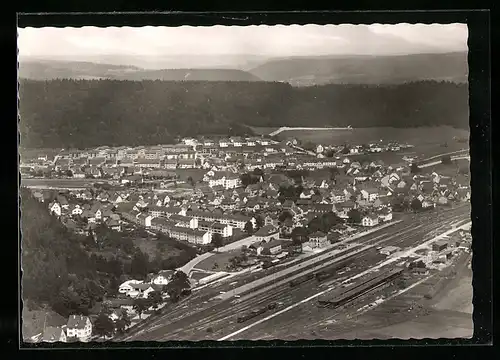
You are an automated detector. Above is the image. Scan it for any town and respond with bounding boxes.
[21,134,471,342]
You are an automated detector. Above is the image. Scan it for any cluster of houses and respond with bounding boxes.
[23,137,471,343]
[33,269,192,343]
[21,136,415,182]
[30,142,470,252]
[310,141,410,156]
[32,315,93,343]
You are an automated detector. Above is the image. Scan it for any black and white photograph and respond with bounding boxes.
[18,22,473,343]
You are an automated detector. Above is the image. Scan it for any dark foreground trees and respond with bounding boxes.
[94,312,116,338]
[347,209,362,224]
[165,271,191,303]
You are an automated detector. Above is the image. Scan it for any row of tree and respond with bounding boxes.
[19,79,469,149]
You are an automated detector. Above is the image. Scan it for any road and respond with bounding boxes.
[21,177,112,190]
[181,220,398,276]
[121,203,470,341]
[178,235,257,274]
[269,127,352,136]
[419,148,469,163]
[418,155,470,169]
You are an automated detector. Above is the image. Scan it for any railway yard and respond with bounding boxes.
[119,203,472,341]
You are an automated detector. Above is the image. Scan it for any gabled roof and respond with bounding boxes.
[261,239,283,249]
[310,231,327,238]
[170,214,190,223]
[130,283,153,291]
[42,326,65,342]
[254,225,279,237]
[67,315,89,330]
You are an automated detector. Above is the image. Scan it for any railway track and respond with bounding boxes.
[125,205,469,341]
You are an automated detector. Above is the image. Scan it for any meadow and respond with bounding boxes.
[267,126,469,160]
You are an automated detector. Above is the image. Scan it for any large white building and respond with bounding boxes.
[66,315,92,342]
[361,188,380,202]
[362,214,379,227]
[208,175,242,189]
[188,211,250,230]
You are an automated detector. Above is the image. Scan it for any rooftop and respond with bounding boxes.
[67,315,89,330]
[42,326,65,342]
[254,225,279,237]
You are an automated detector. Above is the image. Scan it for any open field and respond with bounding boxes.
[336,310,473,340]
[276,126,468,145]
[132,238,183,261]
[432,275,473,314]
[269,126,468,159]
[175,169,206,182]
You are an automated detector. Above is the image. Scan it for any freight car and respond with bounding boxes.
[318,268,404,308]
[237,306,268,323]
[315,259,353,282]
[262,259,279,269]
[236,301,281,324]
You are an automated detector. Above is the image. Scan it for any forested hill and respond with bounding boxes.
[19,60,262,82]
[19,79,469,149]
[249,52,469,86]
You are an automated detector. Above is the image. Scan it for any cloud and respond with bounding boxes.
[17,24,468,61]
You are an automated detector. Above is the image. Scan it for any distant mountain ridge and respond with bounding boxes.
[18,52,468,85]
[18,60,262,82]
[248,52,469,86]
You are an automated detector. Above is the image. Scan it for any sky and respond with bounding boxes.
[17,24,468,68]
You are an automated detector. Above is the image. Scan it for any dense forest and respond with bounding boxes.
[19,79,469,149]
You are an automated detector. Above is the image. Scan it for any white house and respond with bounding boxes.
[152,270,174,286]
[71,205,83,216]
[49,201,62,216]
[66,315,92,342]
[378,209,393,222]
[126,283,155,299]
[422,199,435,209]
[362,214,379,227]
[209,175,242,189]
[119,280,144,295]
[219,139,229,148]
[360,188,379,202]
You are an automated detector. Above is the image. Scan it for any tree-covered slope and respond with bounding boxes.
[19,79,469,149]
